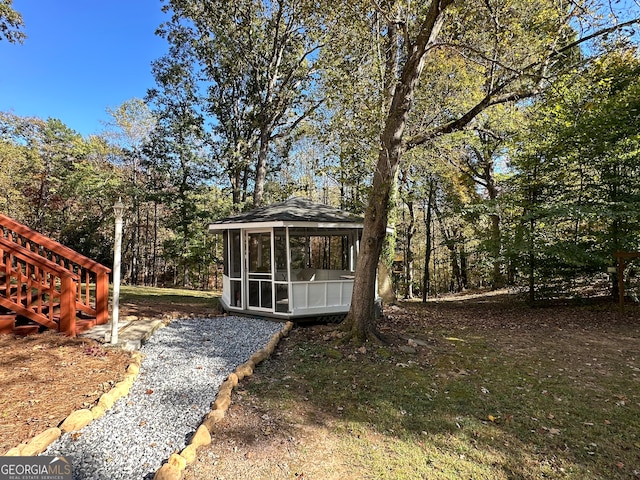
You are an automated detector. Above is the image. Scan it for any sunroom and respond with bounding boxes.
[208,197,363,319]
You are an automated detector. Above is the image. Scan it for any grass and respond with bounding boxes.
[240,296,640,479]
[118,284,220,304]
[115,284,220,319]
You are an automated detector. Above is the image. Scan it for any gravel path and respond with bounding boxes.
[44,316,283,480]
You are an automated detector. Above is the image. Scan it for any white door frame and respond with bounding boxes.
[245,229,274,312]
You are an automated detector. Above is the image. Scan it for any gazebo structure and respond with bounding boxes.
[208,197,363,320]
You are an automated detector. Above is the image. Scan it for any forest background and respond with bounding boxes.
[1,0,639,304]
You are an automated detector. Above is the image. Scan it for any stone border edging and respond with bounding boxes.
[2,351,143,457]
[152,321,294,480]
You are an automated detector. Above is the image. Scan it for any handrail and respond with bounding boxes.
[0,236,79,280]
[0,213,110,273]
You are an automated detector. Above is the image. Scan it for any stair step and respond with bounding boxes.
[0,315,15,334]
[2,315,99,336]
[75,318,97,334]
[12,324,40,336]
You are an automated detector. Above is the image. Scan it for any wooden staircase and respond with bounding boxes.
[0,213,111,336]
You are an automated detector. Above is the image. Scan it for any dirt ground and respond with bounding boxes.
[0,332,131,453]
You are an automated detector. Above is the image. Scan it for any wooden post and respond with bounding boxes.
[59,276,76,336]
[95,272,109,325]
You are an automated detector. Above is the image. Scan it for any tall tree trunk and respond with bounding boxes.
[404,198,416,299]
[489,212,503,288]
[528,216,535,304]
[610,164,620,299]
[460,241,468,290]
[129,157,141,286]
[477,142,504,289]
[484,160,503,288]
[343,177,394,342]
[143,207,150,285]
[34,158,51,231]
[152,201,158,287]
[231,170,242,205]
[342,0,452,344]
[448,241,462,292]
[527,166,538,305]
[242,166,250,203]
[422,179,435,302]
[611,218,620,299]
[438,220,463,293]
[253,131,270,207]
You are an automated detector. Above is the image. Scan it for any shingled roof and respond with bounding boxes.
[209,197,363,228]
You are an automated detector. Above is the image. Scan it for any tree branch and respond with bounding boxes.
[404,16,640,150]
[271,98,325,140]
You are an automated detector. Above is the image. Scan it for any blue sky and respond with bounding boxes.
[0,0,168,137]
